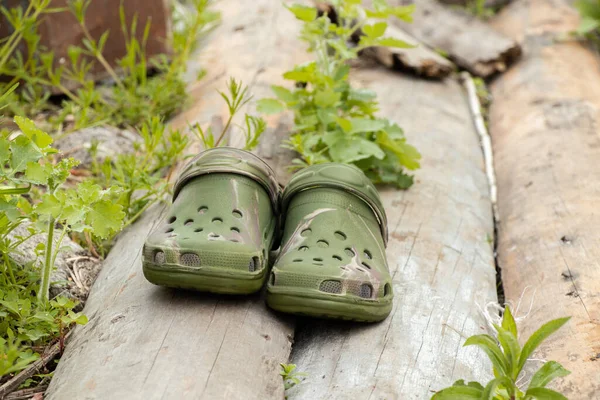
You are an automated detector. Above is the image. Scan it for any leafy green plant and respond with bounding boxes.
[191,78,266,151]
[0,0,219,130]
[280,363,307,391]
[86,118,187,255]
[466,0,495,18]
[257,0,420,188]
[0,117,122,378]
[432,307,571,400]
[575,0,600,45]
[1,117,125,303]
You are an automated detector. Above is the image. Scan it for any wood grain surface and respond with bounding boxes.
[288,68,497,399]
[45,1,305,398]
[490,1,600,397]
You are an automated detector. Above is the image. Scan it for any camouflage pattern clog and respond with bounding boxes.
[267,163,393,322]
[142,148,281,294]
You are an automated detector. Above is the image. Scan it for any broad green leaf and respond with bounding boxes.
[374,37,414,49]
[14,116,53,148]
[431,386,482,399]
[286,4,317,21]
[76,180,102,204]
[256,98,285,115]
[481,377,512,400]
[10,135,43,173]
[463,334,509,376]
[348,88,377,102]
[316,109,336,125]
[283,63,316,82]
[85,200,125,239]
[314,89,340,108]
[528,361,570,389]
[525,387,568,400]
[35,194,63,219]
[518,317,570,371]
[502,306,518,338]
[62,204,87,227]
[24,161,50,184]
[329,136,385,163]
[577,17,600,34]
[362,22,387,39]
[391,4,415,22]
[494,324,521,379]
[271,85,296,103]
[74,313,89,325]
[336,117,352,133]
[452,380,484,390]
[333,64,350,81]
[575,0,600,20]
[0,137,9,163]
[376,132,421,170]
[348,118,386,134]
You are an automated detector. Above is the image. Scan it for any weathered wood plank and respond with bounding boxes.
[489,1,600,397]
[360,23,454,79]
[45,0,307,398]
[389,0,520,77]
[288,67,497,399]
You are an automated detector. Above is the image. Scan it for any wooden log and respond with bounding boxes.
[45,0,309,398]
[388,0,521,77]
[288,67,497,399]
[359,23,454,79]
[489,1,600,397]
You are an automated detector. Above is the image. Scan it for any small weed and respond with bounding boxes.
[473,77,491,127]
[432,306,570,399]
[574,0,600,47]
[190,78,266,151]
[467,0,495,18]
[0,0,219,130]
[257,0,421,189]
[280,363,307,391]
[0,119,98,378]
[0,0,220,387]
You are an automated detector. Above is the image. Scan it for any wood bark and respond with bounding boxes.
[360,24,454,79]
[288,67,497,399]
[389,0,521,77]
[45,0,308,398]
[489,1,600,397]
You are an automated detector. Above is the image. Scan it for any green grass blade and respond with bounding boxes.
[525,387,569,400]
[501,306,518,337]
[464,334,509,376]
[431,386,482,399]
[528,361,570,389]
[518,317,570,371]
[494,324,521,379]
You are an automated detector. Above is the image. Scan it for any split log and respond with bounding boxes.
[360,24,454,79]
[288,67,497,399]
[45,0,309,398]
[389,0,521,77]
[489,1,600,397]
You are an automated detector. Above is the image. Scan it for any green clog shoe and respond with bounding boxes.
[142,148,281,294]
[267,163,393,322]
